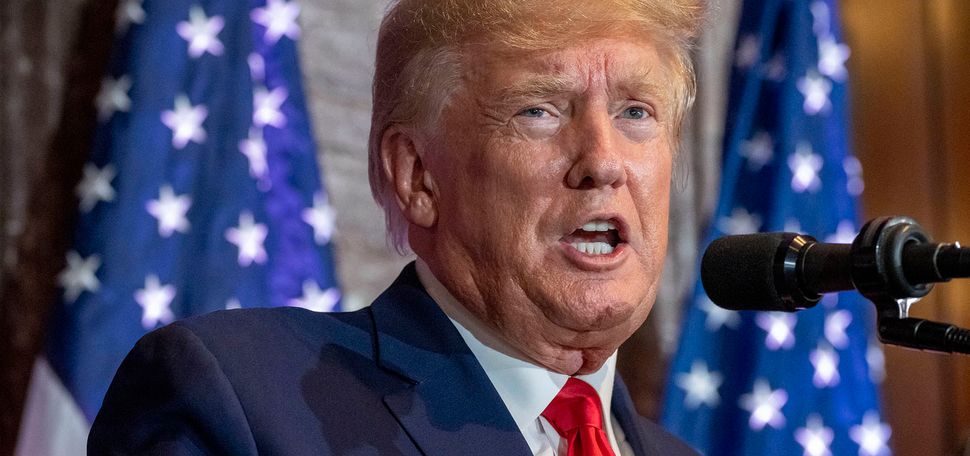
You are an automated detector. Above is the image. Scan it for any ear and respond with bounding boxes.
[380,125,437,228]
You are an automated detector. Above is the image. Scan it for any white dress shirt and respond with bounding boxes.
[416,260,634,456]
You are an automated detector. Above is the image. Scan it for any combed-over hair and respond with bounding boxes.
[368,0,707,254]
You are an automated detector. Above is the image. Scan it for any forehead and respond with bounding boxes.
[462,36,675,98]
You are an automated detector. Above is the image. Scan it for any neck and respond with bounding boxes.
[415,258,617,374]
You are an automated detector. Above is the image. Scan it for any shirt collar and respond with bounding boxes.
[415,259,618,447]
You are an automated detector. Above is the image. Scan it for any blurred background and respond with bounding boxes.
[0,0,968,454]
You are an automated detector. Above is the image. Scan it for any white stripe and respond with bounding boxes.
[15,357,89,456]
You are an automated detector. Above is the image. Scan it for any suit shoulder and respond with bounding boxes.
[176,306,370,339]
[149,307,376,362]
[636,417,700,456]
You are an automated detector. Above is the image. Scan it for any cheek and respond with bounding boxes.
[630,139,673,198]
[478,138,566,212]
[630,142,674,249]
[435,138,563,252]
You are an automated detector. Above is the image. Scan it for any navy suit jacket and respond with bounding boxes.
[90,264,698,455]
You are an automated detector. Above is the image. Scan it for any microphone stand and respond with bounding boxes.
[851,216,970,354]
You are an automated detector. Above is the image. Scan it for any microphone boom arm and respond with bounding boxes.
[852,217,970,354]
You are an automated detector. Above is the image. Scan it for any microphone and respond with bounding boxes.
[701,216,970,354]
[701,231,970,312]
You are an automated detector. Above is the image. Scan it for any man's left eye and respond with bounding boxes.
[620,107,648,120]
[518,107,548,118]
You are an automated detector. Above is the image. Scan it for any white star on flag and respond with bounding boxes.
[676,361,723,409]
[844,155,865,196]
[784,218,803,234]
[756,312,797,350]
[76,163,117,213]
[795,414,835,456]
[115,0,145,34]
[740,131,774,171]
[797,72,832,115]
[74,163,117,213]
[177,5,225,58]
[226,211,269,266]
[303,192,337,245]
[146,185,192,237]
[850,411,892,456]
[135,275,177,330]
[251,0,301,45]
[789,142,823,193]
[818,36,850,81]
[58,251,101,303]
[820,293,839,309]
[765,53,788,82]
[239,128,270,186]
[824,309,852,349]
[253,86,288,128]
[96,75,132,121]
[248,53,266,82]
[717,207,762,235]
[811,1,832,36]
[825,220,857,244]
[735,34,761,69]
[161,94,208,149]
[289,280,341,313]
[699,295,741,331]
[739,379,788,431]
[867,342,886,384]
[810,343,841,387]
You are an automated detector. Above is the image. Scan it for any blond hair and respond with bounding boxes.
[368,0,707,254]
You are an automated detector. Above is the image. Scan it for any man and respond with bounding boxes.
[90,0,705,454]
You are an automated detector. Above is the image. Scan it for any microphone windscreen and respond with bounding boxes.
[701,233,791,312]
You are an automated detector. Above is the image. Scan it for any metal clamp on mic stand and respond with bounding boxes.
[851,216,970,354]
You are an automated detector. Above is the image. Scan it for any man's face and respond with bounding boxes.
[419,36,676,375]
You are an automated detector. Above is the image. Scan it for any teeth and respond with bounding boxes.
[580,220,617,232]
[570,242,614,255]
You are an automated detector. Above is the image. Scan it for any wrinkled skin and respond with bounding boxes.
[383,36,677,375]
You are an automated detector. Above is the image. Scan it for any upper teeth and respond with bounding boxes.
[581,220,616,232]
[572,242,614,255]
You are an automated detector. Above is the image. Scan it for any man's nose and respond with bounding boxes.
[565,113,627,190]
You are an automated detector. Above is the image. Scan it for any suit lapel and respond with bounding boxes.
[611,376,658,456]
[371,264,532,456]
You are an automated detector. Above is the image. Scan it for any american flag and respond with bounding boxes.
[44,0,340,425]
[661,1,891,455]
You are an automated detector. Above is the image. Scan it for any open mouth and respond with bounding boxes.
[562,219,625,255]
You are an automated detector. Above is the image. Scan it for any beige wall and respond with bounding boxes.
[843,0,970,454]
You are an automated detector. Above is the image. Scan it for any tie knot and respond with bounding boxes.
[541,377,605,435]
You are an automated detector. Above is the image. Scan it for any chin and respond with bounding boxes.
[553,284,648,331]
[575,350,616,375]
[551,346,617,376]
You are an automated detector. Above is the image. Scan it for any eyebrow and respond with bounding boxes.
[493,73,581,103]
[493,67,669,105]
[616,67,669,101]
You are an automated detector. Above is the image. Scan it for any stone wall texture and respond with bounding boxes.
[298,0,412,311]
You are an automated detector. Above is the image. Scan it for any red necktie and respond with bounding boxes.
[541,377,617,456]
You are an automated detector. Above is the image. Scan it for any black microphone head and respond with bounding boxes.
[701,232,808,312]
